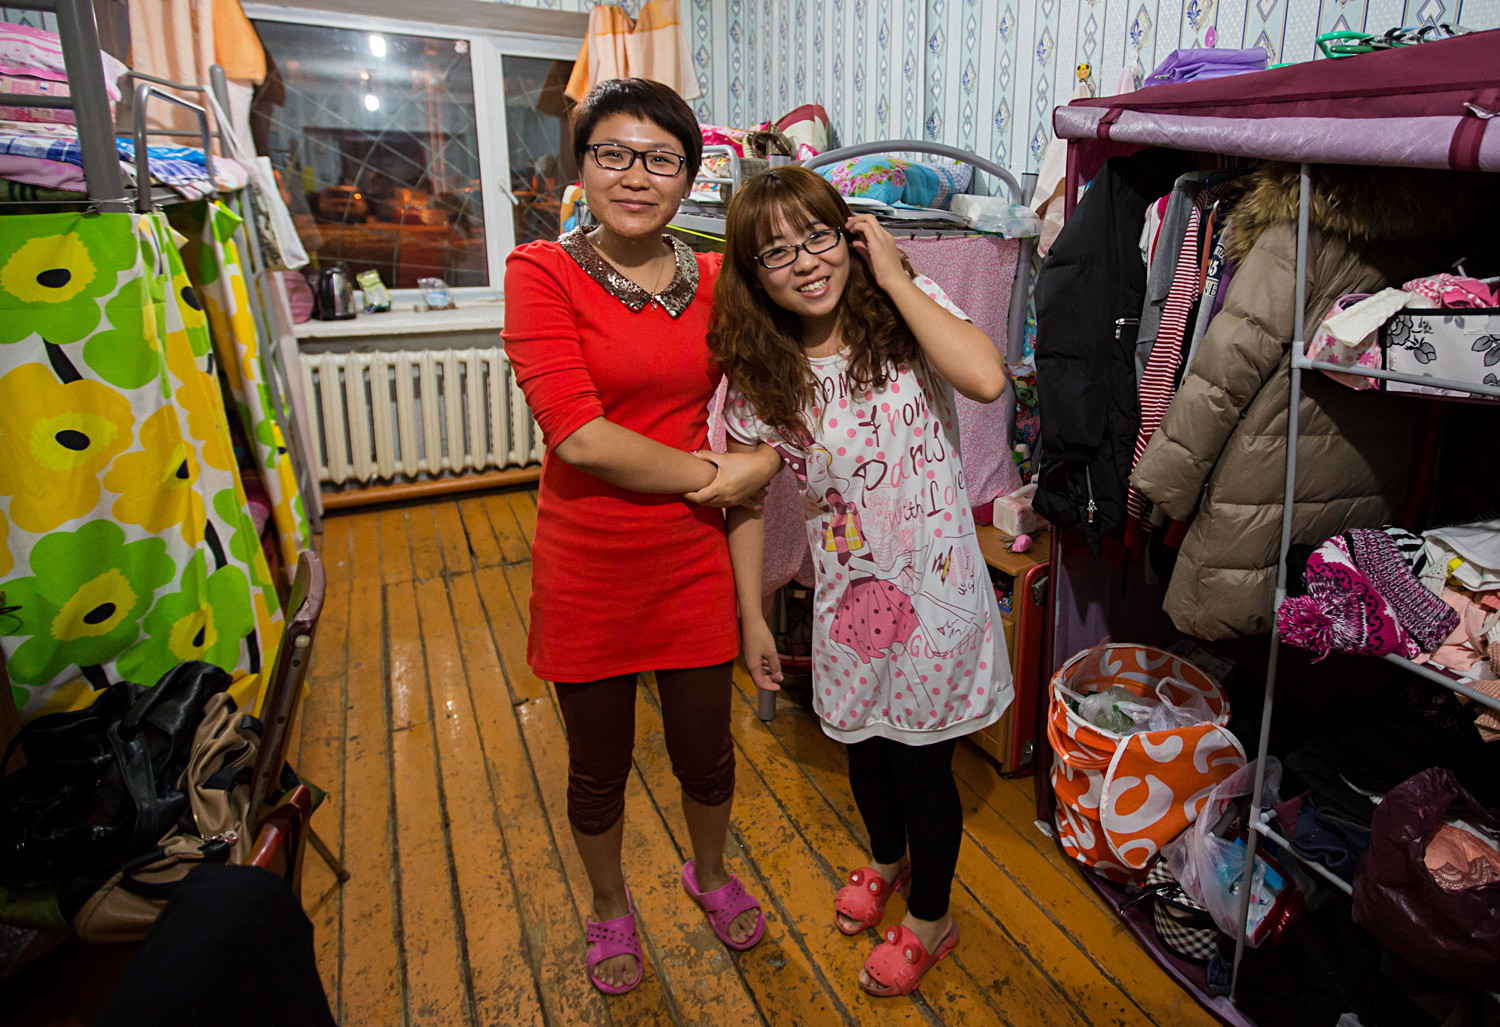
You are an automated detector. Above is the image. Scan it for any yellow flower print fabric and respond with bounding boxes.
[170,201,308,572]
[0,210,283,722]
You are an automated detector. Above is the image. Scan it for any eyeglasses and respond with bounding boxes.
[754,228,845,270]
[584,143,687,177]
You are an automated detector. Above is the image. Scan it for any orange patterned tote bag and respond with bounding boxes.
[1047,643,1245,883]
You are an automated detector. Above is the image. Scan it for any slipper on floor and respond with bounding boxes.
[861,920,959,997]
[585,890,644,995]
[834,865,911,935]
[681,859,766,952]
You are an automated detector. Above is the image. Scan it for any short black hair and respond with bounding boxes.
[570,78,702,182]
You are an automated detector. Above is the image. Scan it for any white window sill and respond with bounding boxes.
[290,299,505,340]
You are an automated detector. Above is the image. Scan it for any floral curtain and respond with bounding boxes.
[0,210,283,722]
[169,200,309,571]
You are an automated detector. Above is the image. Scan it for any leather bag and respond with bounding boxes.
[0,663,229,881]
[73,690,259,943]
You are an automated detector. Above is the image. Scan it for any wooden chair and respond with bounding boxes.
[245,552,348,894]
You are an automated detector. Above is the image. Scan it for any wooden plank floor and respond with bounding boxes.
[299,491,1219,1027]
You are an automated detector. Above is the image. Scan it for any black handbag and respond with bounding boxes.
[0,663,230,882]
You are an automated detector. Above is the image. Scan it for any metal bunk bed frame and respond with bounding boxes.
[0,0,322,535]
[667,139,1036,364]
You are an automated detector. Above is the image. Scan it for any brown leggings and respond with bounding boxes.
[553,661,736,835]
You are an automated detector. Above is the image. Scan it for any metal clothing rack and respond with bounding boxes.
[1228,162,1500,1000]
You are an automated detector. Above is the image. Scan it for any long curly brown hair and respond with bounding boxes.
[709,166,917,442]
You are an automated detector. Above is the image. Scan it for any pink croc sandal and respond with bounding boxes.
[680,859,766,952]
[861,920,960,997]
[585,890,644,995]
[834,865,911,935]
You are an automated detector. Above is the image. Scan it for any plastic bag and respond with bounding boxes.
[948,194,1043,238]
[1164,759,1295,946]
[1144,678,1215,732]
[204,91,309,272]
[1076,686,1153,732]
[1352,767,1500,989]
[1064,675,1216,736]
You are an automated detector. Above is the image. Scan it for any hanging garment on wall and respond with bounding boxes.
[1124,206,1202,546]
[127,0,216,137]
[1183,218,1231,370]
[1032,149,1189,550]
[564,1,701,103]
[898,234,1023,509]
[211,0,266,85]
[0,210,283,722]
[1132,179,1203,385]
[169,199,308,571]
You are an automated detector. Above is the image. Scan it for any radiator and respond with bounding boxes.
[301,347,543,485]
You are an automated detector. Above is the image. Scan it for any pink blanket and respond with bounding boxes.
[0,151,86,190]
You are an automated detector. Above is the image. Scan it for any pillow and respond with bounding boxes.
[0,73,74,125]
[816,155,908,205]
[0,23,127,102]
[818,155,974,209]
[921,158,973,209]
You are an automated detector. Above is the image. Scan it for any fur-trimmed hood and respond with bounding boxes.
[1226,162,1500,265]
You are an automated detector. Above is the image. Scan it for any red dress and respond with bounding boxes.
[501,230,736,682]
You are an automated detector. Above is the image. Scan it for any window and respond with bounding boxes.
[247,8,579,294]
[501,55,577,250]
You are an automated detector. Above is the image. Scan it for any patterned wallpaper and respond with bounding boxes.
[7,0,1497,180]
[680,0,1500,176]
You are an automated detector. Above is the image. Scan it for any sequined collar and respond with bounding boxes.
[559,227,698,319]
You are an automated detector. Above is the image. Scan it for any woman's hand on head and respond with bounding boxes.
[845,213,906,292]
[684,450,772,509]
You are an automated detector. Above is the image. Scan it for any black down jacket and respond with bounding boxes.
[1031,150,1187,550]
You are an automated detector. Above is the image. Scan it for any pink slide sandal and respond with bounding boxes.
[584,890,644,995]
[680,859,766,951]
[835,865,911,935]
[861,920,960,996]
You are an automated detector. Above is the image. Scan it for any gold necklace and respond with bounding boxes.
[593,237,674,295]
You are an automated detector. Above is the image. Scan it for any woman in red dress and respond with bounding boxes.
[501,79,780,995]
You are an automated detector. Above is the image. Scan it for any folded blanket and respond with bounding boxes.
[1144,47,1268,86]
[0,131,246,199]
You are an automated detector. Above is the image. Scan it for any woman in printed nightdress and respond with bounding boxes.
[710,166,1015,997]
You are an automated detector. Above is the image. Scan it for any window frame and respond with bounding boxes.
[244,4,580,299]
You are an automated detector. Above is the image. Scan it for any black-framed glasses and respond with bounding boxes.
[754,228,845,270]
[584,143,687,177]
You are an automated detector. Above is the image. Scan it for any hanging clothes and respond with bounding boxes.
[1125,205,1202,546]
[564,1,701,103]
[0,210,283,721]
[126,0,216,138]
[1132,175,1205,385]
[169,199,309,572]
[1184,216,1231,370]
[1130,163,1496,640]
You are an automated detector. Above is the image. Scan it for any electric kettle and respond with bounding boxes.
[311,265,357,320]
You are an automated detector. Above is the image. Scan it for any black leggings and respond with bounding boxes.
[554,662,735,835]
[846,736,962,921]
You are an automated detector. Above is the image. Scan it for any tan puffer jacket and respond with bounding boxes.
[1131,164,1495,640]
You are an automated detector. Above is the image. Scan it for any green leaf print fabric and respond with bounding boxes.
[169,200,309,572]
[0,210,283,723]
